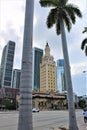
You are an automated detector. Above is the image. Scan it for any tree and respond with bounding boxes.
[39,0,82,130]
[18,0,34,130]
[81,27,87,56]
[78,99,86,109]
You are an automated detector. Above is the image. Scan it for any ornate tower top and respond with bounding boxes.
[45,42,50,56]
[46,42,49,47]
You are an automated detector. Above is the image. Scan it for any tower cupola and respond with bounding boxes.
[45,42,50,56]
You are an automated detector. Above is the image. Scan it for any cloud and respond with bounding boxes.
[72,73,86,96]
[0,0,25,67]
[1,0,86,66]
[71,64,87,76]
[0,22,23,68]
[0,0,87,96]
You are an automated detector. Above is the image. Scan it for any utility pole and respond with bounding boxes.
[83,70,87,106]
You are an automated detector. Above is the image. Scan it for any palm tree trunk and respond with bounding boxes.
[18,0,34,130]
[60,19,78,130]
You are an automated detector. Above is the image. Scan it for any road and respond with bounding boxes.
[0,110,85,130]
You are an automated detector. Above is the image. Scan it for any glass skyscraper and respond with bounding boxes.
[32,47,43,90]
[12,69,21,88]
[0,40,15,88]
[56,59,66,92]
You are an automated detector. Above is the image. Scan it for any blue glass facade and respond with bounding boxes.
[56,59,66,92]
[0,40,15,88]
[57,59,64,67]
[12,69,21,88]
[32,47,43,90]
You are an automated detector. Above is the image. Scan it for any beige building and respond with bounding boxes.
[32,91,67,110]
[40,43,56,92]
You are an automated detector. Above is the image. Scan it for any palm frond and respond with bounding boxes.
[62,10,71,32]
[65,6,76,24]
[81,38,87,50]
[56,18,60,35]
[83,27,87,33]
[39,0,58,7]
[85,46,87,56]
[46,8,57,28]
[67,4,82,18]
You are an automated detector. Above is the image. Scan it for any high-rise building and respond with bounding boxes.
[56,59,66,92]
[40,43,56,92]
[12,69,21,88]
[32,47,43,90]
[0,40,15,88]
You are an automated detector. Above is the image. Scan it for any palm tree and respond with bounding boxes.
[39,0,82,130]
[81,27,87,56]
[18,0,34,130]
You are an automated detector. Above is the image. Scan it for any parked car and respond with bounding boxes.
[32,108,39,112]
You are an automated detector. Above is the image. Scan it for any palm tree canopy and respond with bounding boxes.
[39,0,82,35]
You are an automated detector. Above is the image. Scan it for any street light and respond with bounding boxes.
[83,70,87,96]
[83,70,87,106]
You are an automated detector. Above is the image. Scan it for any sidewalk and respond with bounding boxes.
[48,120,87,130]
[48,124,87,130]
[78,121,87,130]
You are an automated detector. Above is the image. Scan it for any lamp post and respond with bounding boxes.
[83,70,87,106]
[83,70,87,96]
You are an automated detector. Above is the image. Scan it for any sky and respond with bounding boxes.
[0,0,87,96]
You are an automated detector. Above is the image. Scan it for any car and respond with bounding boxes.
[32,108,39,112]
